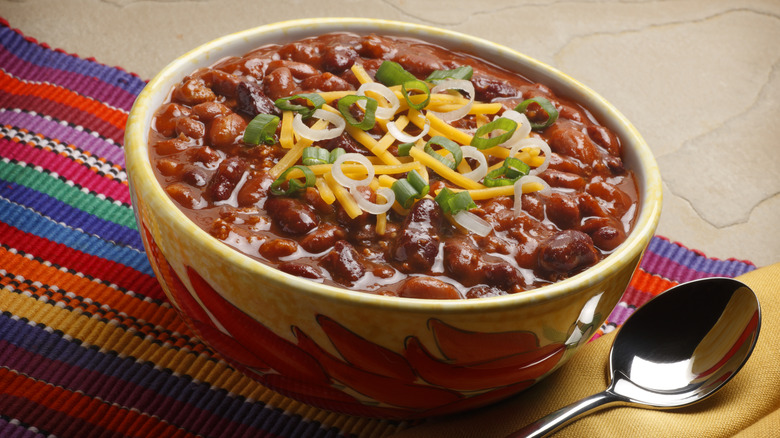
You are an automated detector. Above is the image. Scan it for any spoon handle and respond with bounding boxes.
[505,390,622,438]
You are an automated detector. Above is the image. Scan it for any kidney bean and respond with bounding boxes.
[264,196,319,235]
[189,146,221,169]
[181,166,208,187]
[236,81,280,117]
[546,120,599,165]
[267,60,320,79]
[154,103,192,137]
[557,103,583,123]
[301,72,354,92]
[321,44,358,74]
[165,182,203,209]
[514,236,542,270]
[538,230,599,274]
[206,69,241,97]
[577,192,609,218]
[208,113,247,148]
[302,187,335,215]
[587,124,621,156]
[586,181,633,217]
[443,240,485,286]
[321,241,366,283]
[175,116,205,139]
[206,157,246,202]
[155,134,196,156]
[278,262,324,279]
[545,192,581,230]
[192,101,232,122]
[581,216,626,251]
[172,77,216,106]
[259,238,299,259]
[155,158,182,177]
[359,35,395,60]
[300,223,346,253]
[398,277,461,299]
[395,52,444,77]
[391,198,443,272]
[539,169,586,191]
[521,193,545,221]
[263,67,298,101]
[279,42,322,69]
[236,172,273,207]
[547,152,592,177]
[472,74,519,101]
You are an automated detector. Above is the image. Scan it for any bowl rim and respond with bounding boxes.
[125,17,662,313]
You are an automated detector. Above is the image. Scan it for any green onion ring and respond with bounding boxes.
[401,79,431,110]
[483,157,531,187]
[515,97,559,130]
[302,146,330,166]
[435,187,477,215]
[425,65,474,83]
[329,147,346,164]
[470,117,518,150]
[274,93,326,119]
[375,60,417,86]
[270,165,315,196]
[397,142,414,157]
[243,113,280,146]
[424,136,463,170]
[337,95,378,130]
[392,169,430,209]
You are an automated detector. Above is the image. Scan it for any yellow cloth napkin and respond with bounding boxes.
[393,263,780,437]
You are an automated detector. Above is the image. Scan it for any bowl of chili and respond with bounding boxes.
[125,17,662,419]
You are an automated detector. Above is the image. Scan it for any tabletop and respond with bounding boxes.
[3,0,778,267]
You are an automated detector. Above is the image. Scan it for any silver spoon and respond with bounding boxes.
[508,277,761,438]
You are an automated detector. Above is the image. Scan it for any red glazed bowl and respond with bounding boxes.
[125,18,662,419]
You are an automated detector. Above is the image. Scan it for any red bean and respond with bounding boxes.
[155,158,183,177]
[539,169,586,191]
[265,196,319,235]
[155,134,196,156]
[236,81,280,117]
[581,217,626,251]
[208,113,247,149]
[538,230,599,275]
[443,239,485,286]
[301,73,354,92]
[236,172,273,207]
[263,67,298,100]
[206,157,247,202]
[181,166,208,187]
[321,44,358,74]
[207,70,241,97]
[472,74,518,101]
[175,116,205,139]
[545,192,581,230]
[586,181,633,217]
[267,60,320,79]
[192,101,231,122]
[546,120,599,165]
[189,146,221,168]
[259,239,298,259]
[279,42,322,69]
[154,103,192,137]
[172,77,216,105]
[321,241,366,283]
[165,182,203,209]
[398,277,461,300]
[300,223,346,253]
[278,262,324,279]
[391,198,443,272]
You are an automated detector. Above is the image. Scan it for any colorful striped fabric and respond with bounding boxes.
[0,18,756,437]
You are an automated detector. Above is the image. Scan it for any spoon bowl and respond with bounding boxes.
[508,277,761,438]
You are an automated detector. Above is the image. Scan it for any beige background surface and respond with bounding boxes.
[2,0,778,267]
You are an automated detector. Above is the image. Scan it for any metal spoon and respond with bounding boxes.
[508,277,761,438]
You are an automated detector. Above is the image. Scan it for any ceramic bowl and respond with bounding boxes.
[125,17,662,419]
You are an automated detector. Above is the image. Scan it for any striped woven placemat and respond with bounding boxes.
[0,18,757,438]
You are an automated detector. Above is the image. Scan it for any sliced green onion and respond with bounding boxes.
[470,117,518,150]
[270,165,315,196]
[483,157,531,187]
[515,97,559,130]
[424,136,463,170]
[329,147,346,163]
[397,142,414,157]
[243,114,280,146]
[401,80,431,110]
[274,93,326,119]
[435,187,477,215]
[375,60,417,86]
[425,65,474,83]
[391,169,430,209]
[337,95,377,130]
[302,146,330,166]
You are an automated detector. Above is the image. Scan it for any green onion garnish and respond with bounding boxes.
[515,97,559,130]
[424,136,463,170]
[329,147,346,163]
[435,187,477,215]
[401,80,431,110]
[483,157,531,187]
[391,169,430,209]
[397,142,414,157]
[243,113,280,146]
[302,146,330,166]
[274,93,326,119]
[425,66,474,83]
[270,165,315,196]
[337,95,378,130]
[470,117,518,150]
[375,60,417,86]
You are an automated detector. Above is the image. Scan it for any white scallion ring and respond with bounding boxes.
[351,186,395,215]
[453,210,492,237]
[331,152,374,189]
[460,146,488,182]
[427,79,475,122]
[513,175,552,215]
[499,110,532,149]
[508,137,552,176]
[293,109,345,141]
[387,119,430,143]
[356,82,400,120]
